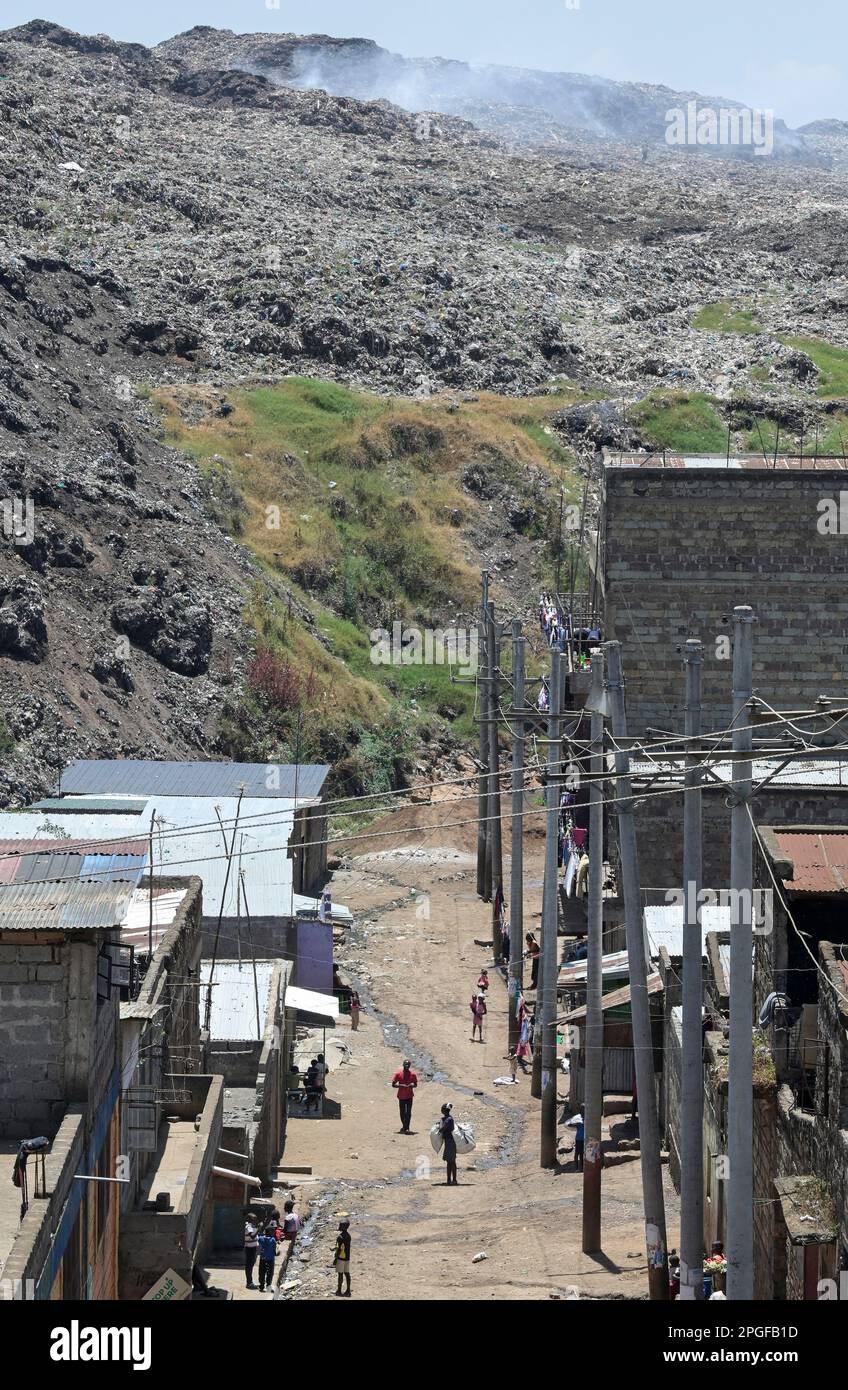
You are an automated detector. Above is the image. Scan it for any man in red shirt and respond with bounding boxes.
[391,1059,418,1133]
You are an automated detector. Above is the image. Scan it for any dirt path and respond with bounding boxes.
[267,827,680,1301]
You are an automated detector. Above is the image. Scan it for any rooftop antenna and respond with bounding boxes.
[726,422,732,467]
[772,424,780,468]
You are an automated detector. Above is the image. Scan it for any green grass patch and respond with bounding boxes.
[630,390,727,454]
[694,300,761,335]
[778,336,848,398]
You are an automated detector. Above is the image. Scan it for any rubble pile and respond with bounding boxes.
[1,19,848,801]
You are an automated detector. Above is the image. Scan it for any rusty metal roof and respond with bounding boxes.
[0,879,136,931]
[773,831,848,894]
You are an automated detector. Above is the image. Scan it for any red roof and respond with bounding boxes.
[773,832,848,895]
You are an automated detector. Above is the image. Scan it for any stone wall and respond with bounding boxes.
[602,466,848,739]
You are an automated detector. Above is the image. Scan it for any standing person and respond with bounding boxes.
[282,1199,300,1244]
[305,1059,321,1111]
[349,990,361,1031]
[525,933,540,990]
[439,1103,458,1186]
[470,993,487,1042]
[314,1053,330,1098]
[391,1059,418,1133]
[567,1109,585,1170]
[477,969,489,995]
[257,1226,278,1292]
[516,998,531,1071]
[243,1215,260,1289]
[333,1220,352,1297]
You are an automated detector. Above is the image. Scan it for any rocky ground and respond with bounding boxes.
[1,19,848,802]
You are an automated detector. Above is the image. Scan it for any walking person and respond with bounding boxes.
[567,1109,585,1170]
[391,1058,418,1133]
[257,1226,278,1292]
[470,993,487,1042]
[439,1103,458,1185]
[243,1215,260,1289]
[477,969,489,995]
[349,990,361,1031]
[333,1219,352,1297]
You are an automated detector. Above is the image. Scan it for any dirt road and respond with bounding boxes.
[267,814,680,1302]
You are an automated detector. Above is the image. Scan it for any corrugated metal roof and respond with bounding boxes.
[773,831,848,894]
[0,879,135,931]
[30,797,150,815]
[643,904,732,957]
[121,887,190,951]
[0,840,147,890]
[199,959,277,1040]
[559,972,663,1022]
[0,813,148,846]
[61,759,330,801]
[630,756,848,787]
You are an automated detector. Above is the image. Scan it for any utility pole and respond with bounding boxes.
[540,649,564,1168]
[605,641,668,1299]
[727,605,755,1300]
[477,570,490,901]
[582,649,606,1251]
[509,619,526,1053]
[680,639,704,1299]
[148,810,155,959]
[487,598,504,955]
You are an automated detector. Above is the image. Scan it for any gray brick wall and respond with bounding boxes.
[603,468,848,738]
[0,938,67,1137]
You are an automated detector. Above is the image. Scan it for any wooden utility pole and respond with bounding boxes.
[680,639,705,1299]
[486,598,504,955]
[727,606,755,1300]
[477,571,491,901]
[508,620,526,1052]
[582,649,606,1251]
[605,642,669,1299]
[540,649,564,1168]
[204,787,244,1035]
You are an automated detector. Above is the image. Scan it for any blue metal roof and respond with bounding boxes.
[30,797,150,815]
[60,759,330,801]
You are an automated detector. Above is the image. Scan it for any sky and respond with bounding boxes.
[3,0,845,129]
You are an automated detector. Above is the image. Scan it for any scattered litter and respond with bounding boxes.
[493,1075,518,1085]
[472,1251,488,1263]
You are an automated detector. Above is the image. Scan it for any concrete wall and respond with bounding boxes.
[118,1073,222,1300]
[0,929,120,1141]
[602,465,848,739]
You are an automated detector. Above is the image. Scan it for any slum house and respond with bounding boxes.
[0,879,136,1300]
[54,760,352,987]
[752,826,848,1298]
[198,961,339,1250]
[561,903,727,1117]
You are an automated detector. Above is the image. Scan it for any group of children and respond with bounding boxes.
[243,1200,302,1293]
